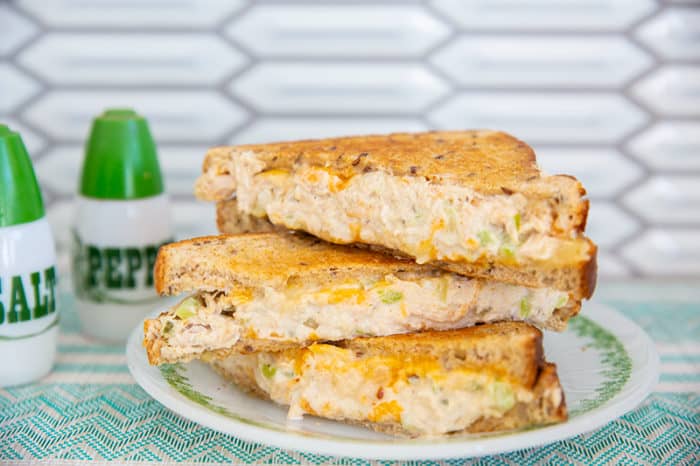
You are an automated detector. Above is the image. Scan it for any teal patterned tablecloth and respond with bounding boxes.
[1,284,699,465]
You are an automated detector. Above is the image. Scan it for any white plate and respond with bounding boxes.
[127,302,658,460]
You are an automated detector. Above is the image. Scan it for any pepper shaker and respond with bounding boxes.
[0,125,59,386]
[72,109,172,342]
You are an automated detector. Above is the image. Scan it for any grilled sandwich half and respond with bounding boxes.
[143,233,577,365]
[208,321,567,437]
[195,130,597,300]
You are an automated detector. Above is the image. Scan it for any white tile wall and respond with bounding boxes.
[0,63,39,113]
[1,0,699,279]
[430,0,656,30]
[16,0,245,28]
[19,34,247,85]
[231,63,449,114]
[628,122,700,170]
[23,90,248,141]
[536,148,643,198]
[231,118,428,145]
[0,3,36,56]
[430,36,652,88]
[226,5,450,57]
[624,177,700,224]
[429,93,647,144]
[636,8,700,59]
[633,66,700,116]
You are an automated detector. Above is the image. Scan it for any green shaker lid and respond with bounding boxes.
[0,124,45,227]
[79,108,164,199]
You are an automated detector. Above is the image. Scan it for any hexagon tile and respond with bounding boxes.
[0,63,41,114]
[227,5,449,57]
[23,90,247,142]
[430,0,655,30]
[16,0,246,28]
[535,148,643,198]
[431,36,651,88]
[597,253,631,278]
[231,64,449,114]
[628,122,700,170]
[636,8,700,60]
[0,3,37,56]
[429,93,647,144]
[622,229,700,276]
[585,202,640,249]
[633,66,700,117]
[171,201,218,241]
[19,34,247,86]
[624,177,700,225]
[231,118,428,145]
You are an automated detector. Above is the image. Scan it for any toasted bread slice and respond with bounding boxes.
[208,322,567,437]
[143,233,579,365]
[195,130,597,299]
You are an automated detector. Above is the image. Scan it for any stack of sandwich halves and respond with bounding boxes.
[143,130,597,437]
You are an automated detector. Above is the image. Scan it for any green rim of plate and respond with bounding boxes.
[566,315,632,415]
[159,315,632,431]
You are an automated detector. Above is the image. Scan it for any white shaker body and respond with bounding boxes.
[0,217,59,386]
[72,194,172,342]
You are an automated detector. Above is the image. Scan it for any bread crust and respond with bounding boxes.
[202,130,543,194]
[153,232,424,296]
[207,327,567,438]
[360,363,567,437]
[144,316,313,365]
[197,131,597,298]
[340,321,543,387]
[215,200,597,299]
[198,131,589,233]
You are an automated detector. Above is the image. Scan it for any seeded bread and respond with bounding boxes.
[143,317,304,365]
[338,321,543,387]
[196,130,597,299]
[216,199,280,235]
[198,131,586,229]
[208,322,567,438]
[215,199,597,301]
[144,234,581,365]
[153,233,421,296]
[367,363,566,437]
[152,232,580,318]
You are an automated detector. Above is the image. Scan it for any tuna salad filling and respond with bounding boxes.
[149,272,571,362]
[233,155,589,265]
[214,344,544,436]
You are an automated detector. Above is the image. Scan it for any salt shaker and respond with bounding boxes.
[0,124,59,386]
[72,109,172,342]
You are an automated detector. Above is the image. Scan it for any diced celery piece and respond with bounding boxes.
[436,277,450,303]
[519,297,531,318]
[492,382,516,411]
[500,244,516,259]
[514,213,521,231]
[175,297,199,320]
[477,230,494,246]
[378,289,403,304]
[469,380,484,391]
[445,206,458,231]
[304,317,319,329]
[163,321,173,334]
[261,364,276,378]
[556,294,569,308]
